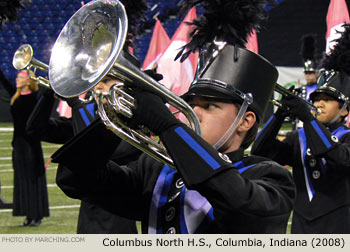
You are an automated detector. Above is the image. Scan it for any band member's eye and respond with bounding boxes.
[203,103,217,110]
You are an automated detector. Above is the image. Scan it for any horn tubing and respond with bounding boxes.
[113,52,201,135]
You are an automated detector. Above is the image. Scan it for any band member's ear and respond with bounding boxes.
[341,108,349,118]
[237,111,256,133]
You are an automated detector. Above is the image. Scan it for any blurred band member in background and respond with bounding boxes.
[301,35,319,102]
[0,69,49,227]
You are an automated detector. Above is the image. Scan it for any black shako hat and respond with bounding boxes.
[310,23,350,105]
[304,59,316,73]
[182,44,278,123]
[177,0,279,123]
[310,72,350,105]
[301,35,317,73]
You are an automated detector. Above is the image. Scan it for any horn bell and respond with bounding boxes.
[49,0,128,98]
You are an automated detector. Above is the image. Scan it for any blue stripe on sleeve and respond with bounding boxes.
[256,115,274,139]
[86,103,95,119]
[36,96,43,106]
[174,127,221,170]
[310,120,331,148]
[333,126,350,139]
[237,164,255,174]
[79,107,91,127]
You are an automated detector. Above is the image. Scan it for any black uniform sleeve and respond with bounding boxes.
[303,119,340,155]
[53,120,148,220]
[160,124,295,216]
[26,89,74,144]
[251,115,294,166]
[0,69,16,97]
[303,119,350,174]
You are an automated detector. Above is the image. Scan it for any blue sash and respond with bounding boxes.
[148,161,256,233]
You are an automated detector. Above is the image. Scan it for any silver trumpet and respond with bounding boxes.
[12,44,50,88]
[271,83,321,116]
[48,0,201,168]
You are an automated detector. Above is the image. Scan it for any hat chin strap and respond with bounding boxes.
[213,95,251,151]
[330,102,348,124]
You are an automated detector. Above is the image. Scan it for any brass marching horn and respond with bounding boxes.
[12,44,93,103]
[271,83,321,116]
[48,0,201,168]
[12,44,50,88]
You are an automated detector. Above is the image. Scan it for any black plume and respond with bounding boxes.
[120,0,149,49]
[0,0,27,29]
[301,35,316,62]
[320,23,350,76]
[176,0,276,62]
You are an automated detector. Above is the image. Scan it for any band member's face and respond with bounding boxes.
[16,71,29,89]
[313,94,347,123]
[305,72,317,85]
[94,77,121,94]
[188,97,238,146]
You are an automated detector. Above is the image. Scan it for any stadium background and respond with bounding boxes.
[1,0,350,122]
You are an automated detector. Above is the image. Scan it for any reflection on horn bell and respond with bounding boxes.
[12,44,50,88]
[48,0,201,168]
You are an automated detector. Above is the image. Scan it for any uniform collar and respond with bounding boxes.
[225,147,245,164]
[324,121,345,132]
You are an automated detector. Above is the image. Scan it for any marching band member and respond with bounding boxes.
[293,35,320,129]
[53,0,295,233]
[0,69,49,226]
[300,35,319,102]
[251,23,350,233]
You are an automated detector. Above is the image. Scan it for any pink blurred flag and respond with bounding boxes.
[57,100,72,118]
[142,19,171,70]
[246,29,259,54]
[156,7,198,96]
[325,0,350,54]
[57,93,86,118]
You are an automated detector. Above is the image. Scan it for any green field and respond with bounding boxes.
[0,121,293,234]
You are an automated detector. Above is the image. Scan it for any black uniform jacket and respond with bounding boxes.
[0,71,49,218]
[251,115,350,232]
[53,120,295,234]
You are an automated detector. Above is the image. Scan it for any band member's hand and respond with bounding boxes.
[124,88,182,135]
[62,97,81,108]
[280,95,314,122]
[143,69,163,82]
[274,107,289,120]
[274,86,295,120]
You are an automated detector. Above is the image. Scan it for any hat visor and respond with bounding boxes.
[309,89,342,102]
[181,85,242,103]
